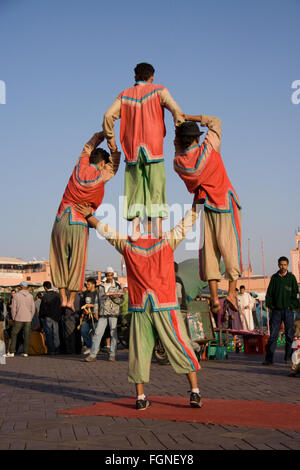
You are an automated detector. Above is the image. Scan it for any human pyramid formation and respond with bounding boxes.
[49,62,242,410]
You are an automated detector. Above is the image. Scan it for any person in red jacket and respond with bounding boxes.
[50,132,120,311]
[76,201,202,411]
[103,63,184,240]
[174,116,242,314]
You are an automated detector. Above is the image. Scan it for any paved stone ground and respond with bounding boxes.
[0,346,299,450]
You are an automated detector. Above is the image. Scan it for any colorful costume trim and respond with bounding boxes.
[174,140,243,278]
[119,83,166,164]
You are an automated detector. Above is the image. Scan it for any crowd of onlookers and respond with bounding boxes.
[0,266,130,360]
[1,256,300,378]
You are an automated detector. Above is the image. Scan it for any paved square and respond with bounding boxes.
[0,346,299,450]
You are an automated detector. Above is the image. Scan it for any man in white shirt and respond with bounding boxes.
[237,285,255,331]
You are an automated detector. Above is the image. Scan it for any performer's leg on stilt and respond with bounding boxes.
[50,215,70,306]
[124,151,144,239]
[153,309,200,374]
[131,217,141,241]
[59,288,68,308]
[201,209,222,313]
[153,309,202,407]
[147,157,168,235]
[226,280,238,311]
[187,371,198,389]
[66,291,77,312]
[208,280,221,313]
[135,383,145,397]
[128,308,156,384]
[154,217,163,238]
[67,224,89,311]
[187,370,203,407]
[216,210,242,312]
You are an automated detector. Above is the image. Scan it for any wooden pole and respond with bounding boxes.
[261,238,266,291]
[247,238,250,292]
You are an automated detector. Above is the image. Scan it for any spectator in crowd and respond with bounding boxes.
[39,281,62,355]
[120,284,129,318]
[289,317,300,377]
[0,298,4,318]
[79,278,99,354]
[7,289,16,317]
[223,296,242,330]
[174,262,187,310]
[4,290,15,353]
[32,292,42,330]
[85,267,123,362]
[251,299,260,329]
[237,285,256,331]
[118,284,131,347]
[6,281,35,357]
[0,301,5,363]
[263,256,299,365]
[63,295,82,354]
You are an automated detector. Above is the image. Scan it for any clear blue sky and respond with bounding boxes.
[0,0,299,276]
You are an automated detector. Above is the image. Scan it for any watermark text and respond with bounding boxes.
[0,80,6,104]
[291,80,300,105]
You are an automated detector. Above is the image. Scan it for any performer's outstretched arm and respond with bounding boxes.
[103,97,121,153]
[184,114,221,153]
[82,131,106,156]
[167,202,201,251]
[76,204,126,254]
[102,150,121,183]
[159,88,185,127]
[78,132,121,184]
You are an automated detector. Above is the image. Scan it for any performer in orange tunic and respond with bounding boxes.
[50,132,120,311]
[174,116,242,313]
[76,201,202,411]
[103,63,184,240]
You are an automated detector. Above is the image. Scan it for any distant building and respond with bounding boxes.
[218,267,270,296]
[290,231,300,284]
[0,257,51,287]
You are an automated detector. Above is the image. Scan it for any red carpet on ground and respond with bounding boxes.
[58,396,300,430]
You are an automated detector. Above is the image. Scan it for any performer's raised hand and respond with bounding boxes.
[76,203,99,229]
[184,114,202,122]
[76,203,92,218]
[106,136,118,153]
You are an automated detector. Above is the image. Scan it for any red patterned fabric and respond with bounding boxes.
[122,234,179,311]
[56,153,104,226]
[174,143,242,274]
[119,83,166,164]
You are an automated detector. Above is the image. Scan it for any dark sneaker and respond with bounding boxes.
[190,392,203,408]
[262,360,273,365]
[100,346,110,354]
[84,356,96,362]
[136,398,152,411]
